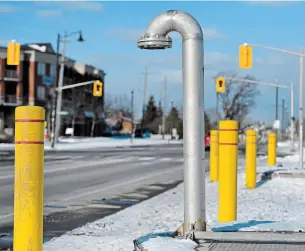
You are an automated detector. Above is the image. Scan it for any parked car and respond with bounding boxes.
[205,133,210,150]
[205,135,210,146]
[135,128,150,138]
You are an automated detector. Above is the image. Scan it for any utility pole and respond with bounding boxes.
[54,33,67,143]
[216,93,220,121]
[162,77,167,139]
[51,31,83,148]
[51,33,61,148]
[130,90,134,143]
[141,67,148,133]
[299,51,304,168]
[170,101,174,137]
[275,86,279,120]
[290,82,295,151]
[281,98,285,141]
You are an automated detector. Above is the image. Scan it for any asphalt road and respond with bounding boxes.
[0,144,213,246]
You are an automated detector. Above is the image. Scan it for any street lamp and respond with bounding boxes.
[51,30,84,148]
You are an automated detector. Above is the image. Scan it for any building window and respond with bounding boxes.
[50,64,56,77]
[37,63,45,76]
[37,86,46,101]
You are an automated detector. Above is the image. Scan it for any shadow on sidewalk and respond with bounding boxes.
[256,169,283,188]
[212,220,275,232]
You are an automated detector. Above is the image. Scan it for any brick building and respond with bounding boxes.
[0,43,106,138]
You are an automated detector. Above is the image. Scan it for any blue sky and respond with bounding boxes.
[1,1,305,123]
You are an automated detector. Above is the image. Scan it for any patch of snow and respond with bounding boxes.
[142,237,198,251]
[44,183,185,251]
[0,143,13,150]
[0,136,182,151]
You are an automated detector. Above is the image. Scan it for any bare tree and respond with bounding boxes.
[216,72,260,129]
[104,94,131,117]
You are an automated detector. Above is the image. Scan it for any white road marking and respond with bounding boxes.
[54,167,181,203]
[0,157,138,180]
[123,193,148,198]
[88,204,121,209]
[0,156,182,180]
[146,185,165,190]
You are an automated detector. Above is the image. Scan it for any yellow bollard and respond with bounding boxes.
[218,120,238,222]
[246,130,257,189]
[14,106,45,251]
[268,132,277,166]
[210,130,219,182]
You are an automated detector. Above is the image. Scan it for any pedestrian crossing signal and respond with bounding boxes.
[93,81,103,97]
[216,77,225,93]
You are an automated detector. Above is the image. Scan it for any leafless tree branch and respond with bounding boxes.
[215,72,260,127]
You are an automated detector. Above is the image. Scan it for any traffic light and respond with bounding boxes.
[7,41,20,66]
[239,44,252,69]
[216,77,225,93]
[93,81,103,97]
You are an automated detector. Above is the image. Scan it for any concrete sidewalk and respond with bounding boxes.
[195,145,300,251]
[197,242,304,250]
[195,231,305,250]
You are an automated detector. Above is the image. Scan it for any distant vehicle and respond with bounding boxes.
[205,133,210,150]
[205,135,210,146]
[135,128,150,138]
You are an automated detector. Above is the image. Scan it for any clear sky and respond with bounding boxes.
[1,0,304,122]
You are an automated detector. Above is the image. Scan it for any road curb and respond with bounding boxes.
[256,170,305,181]
[256,171,280,181]
[193,231,305,243]
[0,234,12,250]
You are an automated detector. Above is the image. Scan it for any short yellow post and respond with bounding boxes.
[268,132,277,166]
[14,106,45,251]
[210,130,219,182]
[218,120,238,222]
[246,130,257,189]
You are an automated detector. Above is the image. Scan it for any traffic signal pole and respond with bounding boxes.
[50,80,101,147]
[299,53,304,167]
[54,33,67,146]
[51,30,84,148]
[162,77,167,139]
[240,43,305,168]
[55,80,99,91]
[51,34,61,148]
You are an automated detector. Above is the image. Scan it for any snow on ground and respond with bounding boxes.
[44,147,305,251]
[256,143,302,173]
[49,136,181,151]
[44,181,186,251]
[0,134,181,151]
[142,237,198,251]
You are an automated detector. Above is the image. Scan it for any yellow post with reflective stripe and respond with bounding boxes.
[210,130,219,182]
[268,132,277,166]
[218,120,238,222]
[14,106,45,251]
[246,130,257,189]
